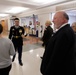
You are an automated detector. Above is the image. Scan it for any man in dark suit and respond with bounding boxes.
[40,11,76,75]
[9,18,25,66]
[41,20,53,59]
[41,20,53,47]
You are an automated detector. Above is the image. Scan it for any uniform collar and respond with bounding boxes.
[15,26,19,28]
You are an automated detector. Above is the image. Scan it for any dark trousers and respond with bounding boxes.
[36,30,38,37]
[0,65,12,75]
[12,45,22,62]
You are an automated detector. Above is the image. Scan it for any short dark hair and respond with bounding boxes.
[0,24,3,34]
[14,18,19,21]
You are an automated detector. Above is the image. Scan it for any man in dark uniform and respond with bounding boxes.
[9,18,25,66]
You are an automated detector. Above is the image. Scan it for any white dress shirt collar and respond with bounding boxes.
[54,23,68,33]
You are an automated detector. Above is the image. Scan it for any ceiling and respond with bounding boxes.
[0,0,75,17]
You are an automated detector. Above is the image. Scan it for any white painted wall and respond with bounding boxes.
[38,13,51,37]
[8,17,11,31]
[68,15,76,26]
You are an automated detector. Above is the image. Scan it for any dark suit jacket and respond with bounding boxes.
[41,26,53,47]
[40,24,76,75]
[74,33,76,70]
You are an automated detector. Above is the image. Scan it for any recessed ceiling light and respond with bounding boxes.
[33,0,57,4]
[6,7,29,14]
[0,14,9,17]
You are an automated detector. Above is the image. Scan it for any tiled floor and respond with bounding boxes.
[10,47,44,75]
[2,32,45,75]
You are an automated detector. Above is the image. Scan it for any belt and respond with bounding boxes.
[13,36,21,38]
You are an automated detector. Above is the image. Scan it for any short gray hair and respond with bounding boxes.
[63,12,69,20]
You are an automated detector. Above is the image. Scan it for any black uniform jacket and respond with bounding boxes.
[9,26,25,46]
[40,24,76,75]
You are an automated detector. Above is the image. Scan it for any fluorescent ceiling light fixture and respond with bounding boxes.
[33,0,57,4]
[6,7,29,14]
[0,14,9,17]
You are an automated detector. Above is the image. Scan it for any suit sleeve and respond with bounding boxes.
[41,29,47,41]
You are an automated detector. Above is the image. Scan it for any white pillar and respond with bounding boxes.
[38,13,52,38]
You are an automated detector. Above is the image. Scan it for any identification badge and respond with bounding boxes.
[16,36,18,38]
[19,29,22,33]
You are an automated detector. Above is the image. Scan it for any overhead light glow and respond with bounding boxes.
[33,0,57,4]
[6,7,29,14]
[0,14,9,17]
